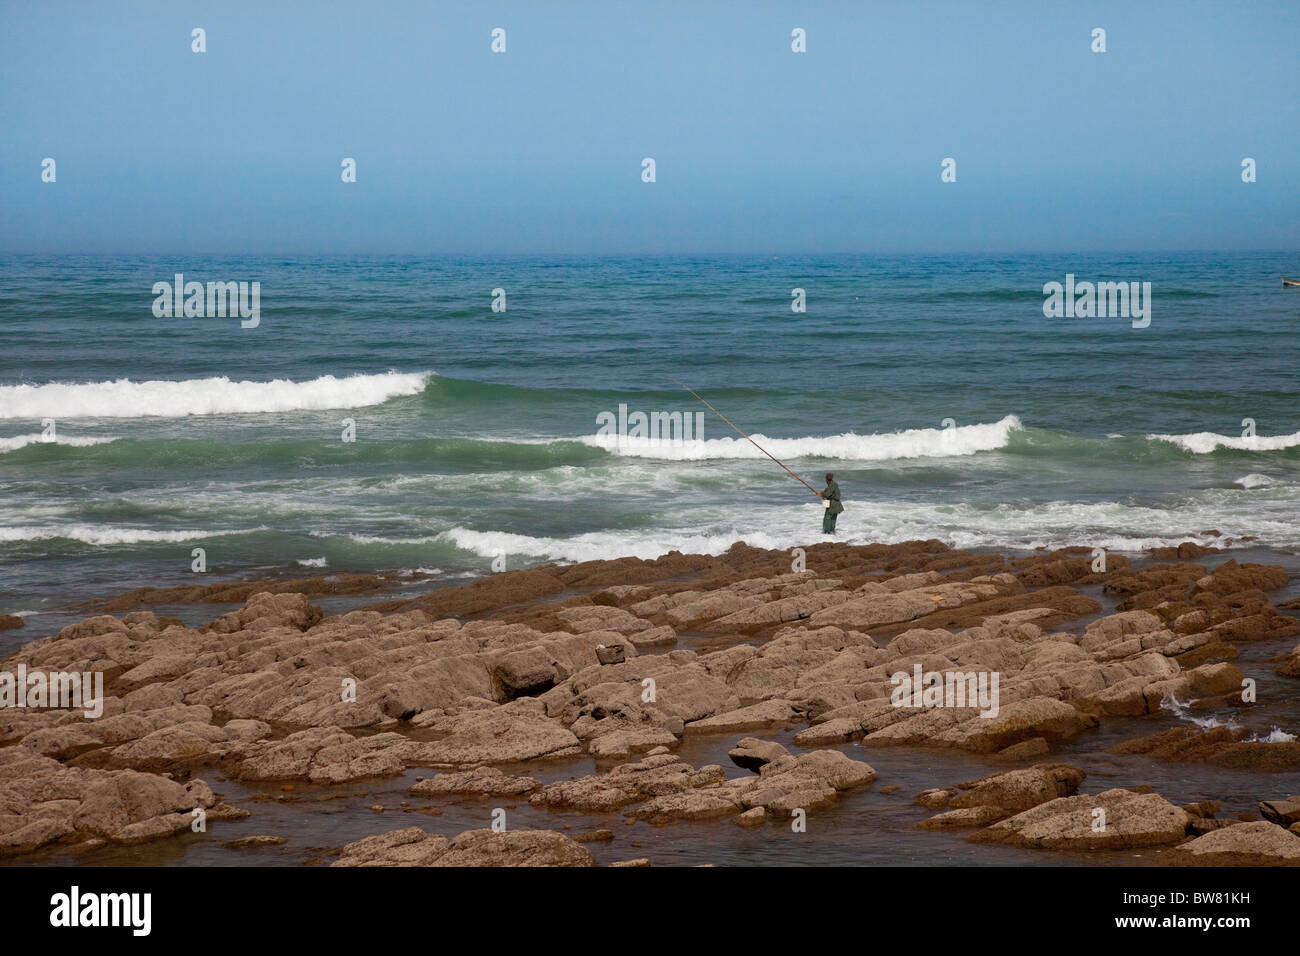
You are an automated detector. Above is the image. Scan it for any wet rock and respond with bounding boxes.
[1147,542,1218,561]
[915,788,956,810]
[19,704,216,760]
[1168,821,1300,866]
[332,826,594,867]
[923,697,1099,753]
[104,574,398,612]
[5,540,1291,863]
[1259,796,1300,827]
[808,576,1020,631]
[595,644,627,665]
[550,656,739,742]
[993,737,1050,760]
[589,585,652,606]
[410,707,582,766]
[408,767,540,797]
[794,716,870,746]
[948,764,1086,814]
[207,592,322,633]
[627,788,748,823]
[968,789,1191,851]
[722,626,879,702]
[224,835,287,849]
[1192,561,1289,597]
[627,626,678,649]
[533,745,875,824]
[554,607,676,648]
[557,605,655,636]
[665,592,765,628]
[686,700,799,734]
[587,727,679,758]
[1104,564,1206,599]
[329,827,450,866]
[0,749,228,855]
[709,590,854,633]
[234,728,413,783]
[727,738,790,773]
[917,806,1008,830]
[1276,642,1300,678]
[110,719,271,770]
[731,749,876,816]
[371,567,566,618]
[1078,611,1164,651]
[891,587,1099,635]
[1108,726,1300,771]
[529,753,725,813]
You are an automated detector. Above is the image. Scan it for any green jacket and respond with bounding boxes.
[823,480,844,515]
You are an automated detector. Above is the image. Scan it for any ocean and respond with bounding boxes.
[3,251,1299,649]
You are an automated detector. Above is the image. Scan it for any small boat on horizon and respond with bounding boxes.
[1284,277,1300,287]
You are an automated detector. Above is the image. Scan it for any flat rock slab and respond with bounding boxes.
[409,767,540,797]
[968,788,1191,851]
[331,827,594,867]
[1167,821,1300,866]
[685,700,800,734]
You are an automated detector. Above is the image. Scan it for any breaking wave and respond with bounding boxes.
[581,415,1023,461]
[0,371,433,419]
[1149,429,1300,454]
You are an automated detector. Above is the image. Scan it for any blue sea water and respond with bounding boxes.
[2,251,1299,642]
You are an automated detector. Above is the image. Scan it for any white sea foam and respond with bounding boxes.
[1162,697,1294,740]
[1234,473,1276,489]
[0,371,432,420]
[0,434,119,453]
[579,415,1023,461]
[1149,429,1300,454]
[1247,728,1297,743]
[295,557,328,567]
[317,532,446,545]
[431,489,1292,565]
[1161,694,1238,730]
[0,525,263,545]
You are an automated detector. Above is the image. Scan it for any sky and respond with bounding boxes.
[1,0,1297,255]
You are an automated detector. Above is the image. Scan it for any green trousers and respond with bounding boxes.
[822,510,837,533]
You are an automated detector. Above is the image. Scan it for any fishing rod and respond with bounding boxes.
[671,379,823,499]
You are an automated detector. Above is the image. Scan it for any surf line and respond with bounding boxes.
[671,379,822,499]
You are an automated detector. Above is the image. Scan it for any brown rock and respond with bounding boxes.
[329,826,595,867]
[408,767,540,797]
[1259,796,1300,827]
[1168,821,1300,866]
[968,788,1191,851]
[1109,726,1300,771]
[727,738,791,773]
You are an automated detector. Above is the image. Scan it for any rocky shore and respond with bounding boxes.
[2,539,1299,865]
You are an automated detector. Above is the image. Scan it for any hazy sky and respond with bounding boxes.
[2,0,1297,254]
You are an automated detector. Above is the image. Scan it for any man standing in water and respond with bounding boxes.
[819,472,843,534]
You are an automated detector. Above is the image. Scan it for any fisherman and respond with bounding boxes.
[671,380,846,532]
[819,472,843,534]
